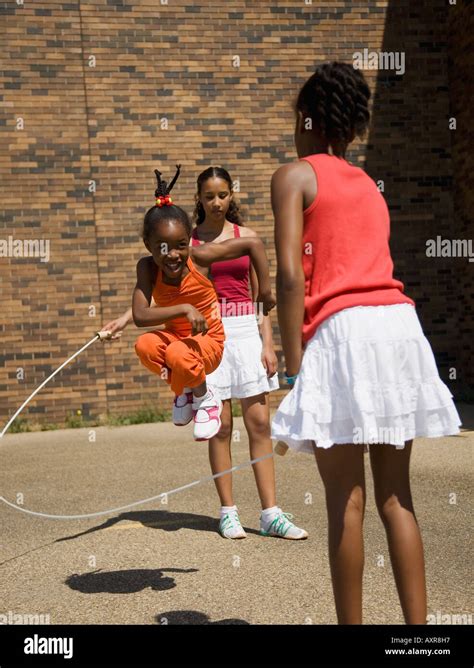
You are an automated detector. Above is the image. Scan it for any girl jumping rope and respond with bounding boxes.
[132,165,275,442]
[103,166,308,540]
[271,62,461,623]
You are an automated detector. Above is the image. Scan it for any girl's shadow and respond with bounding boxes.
[66,567,198,594]
[155,610,249,625]
[55,509,260,543]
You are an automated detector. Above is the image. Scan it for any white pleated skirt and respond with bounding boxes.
[206,313,280,400]
[271,304,462,453]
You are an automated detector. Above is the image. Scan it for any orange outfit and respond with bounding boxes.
[134,255,225,396]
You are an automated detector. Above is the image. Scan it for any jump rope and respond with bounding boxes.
[0,329,292,520]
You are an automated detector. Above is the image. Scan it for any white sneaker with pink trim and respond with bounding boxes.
[192,387,223,441]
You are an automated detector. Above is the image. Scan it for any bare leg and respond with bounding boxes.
[240,393,277,510]
[314,443,366,624]
[369,441,427,624]
[208,399,234,506]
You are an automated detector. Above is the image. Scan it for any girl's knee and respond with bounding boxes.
[349,487,366,516]
[375,491,414,525]
[204,349,225,375]
[135,333,159,359]
[326,485,366,519]
[165,340,197,367]
[216,418,233,440]
[244,415,270,437]
[208,401,231,439]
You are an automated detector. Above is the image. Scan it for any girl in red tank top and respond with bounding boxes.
[270,63,460,625]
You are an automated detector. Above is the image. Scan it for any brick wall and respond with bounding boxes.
[0,0,471,428]
[447,1,474,400]
[364,0,473,401]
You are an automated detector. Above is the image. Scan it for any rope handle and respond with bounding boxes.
[95,330,114,341]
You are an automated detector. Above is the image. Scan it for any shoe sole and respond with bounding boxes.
[194,398,223,441]
[219,532,247,539]
[173,417,193,426]
[259,529,309,540]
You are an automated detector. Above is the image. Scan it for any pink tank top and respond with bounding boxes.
[191,223,255,317]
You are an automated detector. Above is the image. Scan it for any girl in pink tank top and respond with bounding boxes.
[191,166,308,541]
[192,223,255,317]
[271,62,460,625]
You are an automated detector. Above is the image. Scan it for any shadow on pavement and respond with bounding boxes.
[55,509,260,543]
[65,567,198,594]
[154,610,249,625]
[456,403,474,432]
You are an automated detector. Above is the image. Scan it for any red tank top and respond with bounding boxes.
[191,223,255,317]
[301,153,414,344]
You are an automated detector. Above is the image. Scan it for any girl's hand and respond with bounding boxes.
[261,345,278,378]
[257,290,276,316]
[100,316,128,342]
[183,304,209,336]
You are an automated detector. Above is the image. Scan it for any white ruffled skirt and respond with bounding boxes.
[206,313,280,400]
[271,304,461,452]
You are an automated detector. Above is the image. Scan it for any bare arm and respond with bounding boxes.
[121,307,133,325]
[249,263,274,348]
[120,296,158,326]
[250,260,278,377]
[101,307,133,340]
[132,257,191,328]
[271,163,305,376]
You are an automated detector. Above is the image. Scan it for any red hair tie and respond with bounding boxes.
[156,195,173,207]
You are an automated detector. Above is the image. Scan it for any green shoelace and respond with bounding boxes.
[263,512,295,536]
[220,511,242,533]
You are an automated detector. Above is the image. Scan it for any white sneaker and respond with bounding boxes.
[260,508,308,540]
[219,509,247,539]
[172,389,194,426]
[192,387,222,441]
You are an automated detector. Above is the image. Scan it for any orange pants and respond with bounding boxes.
[134,329,224,396]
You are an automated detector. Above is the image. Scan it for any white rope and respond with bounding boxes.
[0,331,111,439]
[0,453,275,520]
[0,329,286,521]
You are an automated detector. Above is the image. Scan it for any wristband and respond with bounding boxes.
[284,371,298,386]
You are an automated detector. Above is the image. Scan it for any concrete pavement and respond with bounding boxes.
[0,405,472,625]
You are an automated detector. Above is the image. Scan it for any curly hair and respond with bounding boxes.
[193,166,244,226]
[295,62,371,157]
[142,165,192,243]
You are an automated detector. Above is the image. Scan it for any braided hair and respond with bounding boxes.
[295,62,371,157]
[193,166,244,226]
[142,164,192,243]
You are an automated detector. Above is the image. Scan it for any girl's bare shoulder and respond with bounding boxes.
[237,225,257,237]
[136,255,155,272]
[188,247,210,277]
[135,255,158,286]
